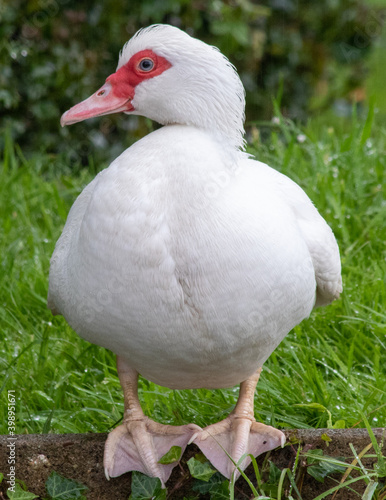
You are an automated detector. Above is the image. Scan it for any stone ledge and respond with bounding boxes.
[0,428,385,499]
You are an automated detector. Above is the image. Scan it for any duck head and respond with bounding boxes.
[60,25,246,150]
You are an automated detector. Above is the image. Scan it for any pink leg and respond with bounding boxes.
[104,356,200,486]
[193,368,285,479]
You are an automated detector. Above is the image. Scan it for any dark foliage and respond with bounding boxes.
[0,0,383,164]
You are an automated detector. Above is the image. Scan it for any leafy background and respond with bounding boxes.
[1,1,386,497]
[1,0,385,165]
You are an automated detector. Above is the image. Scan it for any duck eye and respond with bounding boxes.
[138,58,154,72]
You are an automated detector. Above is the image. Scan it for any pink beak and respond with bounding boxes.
[60,80,134,127]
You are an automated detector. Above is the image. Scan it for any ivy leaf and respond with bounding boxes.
[7,484,38,500]
[158,445,182,464]
[187,457,217,482]
[306,451,346,483]
[333,420,346,429]
[319,459,346,476]
[45,471,87,499]
[192,472,224,494]
[130,471,165,500]
[208,480,230,500]
[268,461,282,483]
[307,465,328,483]
[306,449,324,465]
[321,433,332,444]
[192,453,208,464]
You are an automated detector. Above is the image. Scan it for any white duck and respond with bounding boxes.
[49,24,342,484]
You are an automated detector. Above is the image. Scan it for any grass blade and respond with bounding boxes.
[313,474,378,500]
[363,480,379,500]
[360,97,375,146]
[331,442,373,500]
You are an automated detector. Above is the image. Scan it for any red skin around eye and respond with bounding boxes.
[60,49,172,126]
[107,49,172,98]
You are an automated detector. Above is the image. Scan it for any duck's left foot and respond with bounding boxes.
[104,417,199,485]
[105,356,200,486]
[193,414,285,479]
[192,368,285,479]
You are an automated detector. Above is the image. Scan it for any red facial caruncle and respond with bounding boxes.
[60,49,172,126]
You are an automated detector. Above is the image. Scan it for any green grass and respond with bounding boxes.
[0,110,385,442]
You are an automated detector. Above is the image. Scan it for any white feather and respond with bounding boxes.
[118,24,245,150]
[49,26,341,390]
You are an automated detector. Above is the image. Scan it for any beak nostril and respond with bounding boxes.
[60,78,134,126]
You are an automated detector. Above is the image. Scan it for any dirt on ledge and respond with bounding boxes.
[0,428,385,499]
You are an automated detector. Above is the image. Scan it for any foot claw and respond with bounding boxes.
[104,419,199,484]
[194,415,285,479]
[188,429,201,445]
